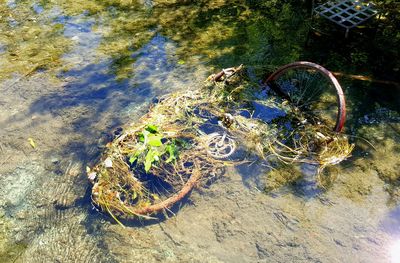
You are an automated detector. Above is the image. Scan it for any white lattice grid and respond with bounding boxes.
[315,0,378,30]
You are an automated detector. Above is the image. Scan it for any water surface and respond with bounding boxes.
[0,1,399,262]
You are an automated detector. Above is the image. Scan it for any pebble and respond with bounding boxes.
[15,211,28,220]
[50,156,59,164]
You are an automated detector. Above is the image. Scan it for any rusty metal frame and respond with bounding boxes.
[264,61,347,133]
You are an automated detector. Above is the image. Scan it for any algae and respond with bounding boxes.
[0,242,27,263]
[0,1,72,81]
[265,163,302,191]
[0,0,309,81]
[0,217,27,263]
[338,164,374,202]
[355,108,400,185]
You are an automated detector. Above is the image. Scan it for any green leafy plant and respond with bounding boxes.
[129,125,180,173]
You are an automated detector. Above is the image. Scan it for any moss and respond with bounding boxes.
[92,0,308,79]
[340,169,373,202]
[265,164,302,192]
[372,138,400,183]
[0,242,27,263]
[0,1,72,81]
[0,0,309,80]
[0,217,27,263]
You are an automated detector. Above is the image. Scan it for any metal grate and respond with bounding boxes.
[314,0,378,37]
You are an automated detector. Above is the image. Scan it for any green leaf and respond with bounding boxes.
[148,134,163,147]
[176,138,190,149]
[138,132,145,142]
[145,124,158,134]
[144,150,155,172]
[129,151,140,164]
[165,144,177,163]
[139,130,151,144]
[144,149,162,172]
[178,60,185,65]
[129,155,137,164]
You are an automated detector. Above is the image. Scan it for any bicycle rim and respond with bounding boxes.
[264,61,346,132]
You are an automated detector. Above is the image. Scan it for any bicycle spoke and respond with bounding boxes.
[266,62,346,132]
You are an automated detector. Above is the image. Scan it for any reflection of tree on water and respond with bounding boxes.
[1,0,310,80]
[1,0,399,83]
[96,0,310,79]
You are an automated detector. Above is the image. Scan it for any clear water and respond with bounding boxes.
[0,1,399,262]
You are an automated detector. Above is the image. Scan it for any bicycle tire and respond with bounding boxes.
[264,61,346,132]
[131,169,201,215]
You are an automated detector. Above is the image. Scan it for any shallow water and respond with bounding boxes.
[1,1,399,262]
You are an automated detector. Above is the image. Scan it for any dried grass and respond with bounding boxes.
[88,65,354,221]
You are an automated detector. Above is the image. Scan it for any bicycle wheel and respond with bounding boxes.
[264,61,346,132]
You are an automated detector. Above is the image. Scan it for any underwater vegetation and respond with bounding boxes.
[0,0,310,81]
[1,0,399,84]
[0,216,27,262]
[0,2,71,81]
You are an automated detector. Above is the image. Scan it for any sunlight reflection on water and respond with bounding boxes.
[390,239,400,263]
[381,205,400,236]
[380,205,400,263]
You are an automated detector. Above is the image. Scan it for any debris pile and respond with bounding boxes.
[88,65,354,221]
